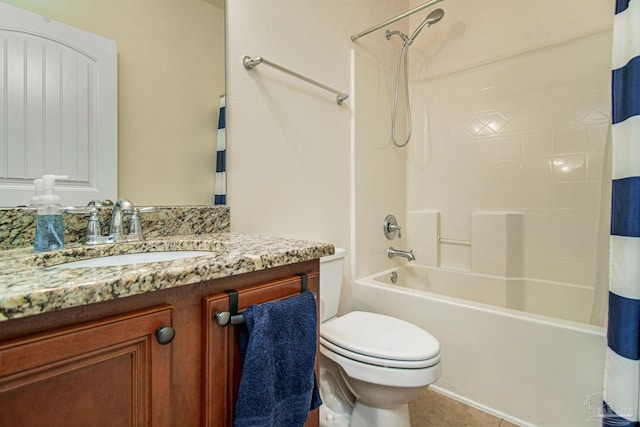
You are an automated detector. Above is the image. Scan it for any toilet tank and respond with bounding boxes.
[319,248,347,323]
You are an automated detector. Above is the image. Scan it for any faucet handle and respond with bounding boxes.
[128,209,142,240]
[64,206,104,244]
[87,199,113,207]
[383,214,402,239]
[137,206,160,214]
[85,208,103,244]
[128,206,160,241]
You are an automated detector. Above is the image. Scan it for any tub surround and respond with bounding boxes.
[405,210,524,276]
[471,212,523,277]
[0,205,333,322]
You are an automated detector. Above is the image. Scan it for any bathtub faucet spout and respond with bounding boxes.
[387,246,416,261]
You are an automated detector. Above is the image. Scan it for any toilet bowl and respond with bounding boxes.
[319,249,441,427]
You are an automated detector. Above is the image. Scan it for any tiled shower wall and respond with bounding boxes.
[406,32,612,287]
[354,50,407,279]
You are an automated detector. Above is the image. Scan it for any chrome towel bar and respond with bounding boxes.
[215,273,310,327]
[243,55,349,105]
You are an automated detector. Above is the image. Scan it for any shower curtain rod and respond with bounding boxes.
[350,0,444,42]
[243,55,349,105]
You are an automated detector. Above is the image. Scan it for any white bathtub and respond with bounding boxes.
[352,266,606,427]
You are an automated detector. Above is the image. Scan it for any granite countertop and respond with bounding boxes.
[0,232,334,322]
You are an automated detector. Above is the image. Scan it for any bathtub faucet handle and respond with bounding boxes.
[384,214,402,239]
[392,224,402,239]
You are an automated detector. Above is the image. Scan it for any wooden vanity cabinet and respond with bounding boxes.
[0,259,320,427]
[0,306,174,427]
[203,272,320,427]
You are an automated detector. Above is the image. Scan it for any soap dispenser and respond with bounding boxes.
[29,178,44,208]
[34,174,67,253]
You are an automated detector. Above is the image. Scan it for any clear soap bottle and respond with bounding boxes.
[29,178,44,208]
[34,175,67,253]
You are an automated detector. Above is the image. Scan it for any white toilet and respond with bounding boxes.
[318,249,441,427]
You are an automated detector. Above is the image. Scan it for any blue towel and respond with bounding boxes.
[234,292,322,427]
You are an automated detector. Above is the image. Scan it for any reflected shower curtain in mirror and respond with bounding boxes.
[604,0,640,425]
[215,95,227,205]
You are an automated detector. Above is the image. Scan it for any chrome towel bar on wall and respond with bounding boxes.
[242,55,349,105]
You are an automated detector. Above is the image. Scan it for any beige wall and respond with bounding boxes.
[226,1,410,313]
[226,1,406,250]
[3,0,225,205]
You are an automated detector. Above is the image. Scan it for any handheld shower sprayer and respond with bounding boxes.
[385,8,444,46]
[387,8,444,148]
[409,8,444,43]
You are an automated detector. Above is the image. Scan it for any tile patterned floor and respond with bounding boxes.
[409,389,520,427]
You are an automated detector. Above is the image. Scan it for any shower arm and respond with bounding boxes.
[350,0,443,42]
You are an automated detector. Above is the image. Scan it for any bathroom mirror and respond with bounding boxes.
[0,0,225,207]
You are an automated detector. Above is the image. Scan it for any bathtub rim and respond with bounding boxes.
[355,266,605,336]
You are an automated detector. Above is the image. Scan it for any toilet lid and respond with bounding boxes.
[320,311,440,362]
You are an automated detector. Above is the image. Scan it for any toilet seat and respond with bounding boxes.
[320,342,442,389]
[320,336,440,369]
[320,311,440,369]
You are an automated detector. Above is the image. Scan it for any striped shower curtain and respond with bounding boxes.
[215,95,227,205]
[604,0,640,426]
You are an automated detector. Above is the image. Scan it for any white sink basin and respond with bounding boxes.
[53,251,212,269]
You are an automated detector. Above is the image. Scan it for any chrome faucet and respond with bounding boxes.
[65,199,159,245]
[109,198,135,242]
[387,246,416,261]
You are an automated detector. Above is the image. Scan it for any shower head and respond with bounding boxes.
[408,8,444,43]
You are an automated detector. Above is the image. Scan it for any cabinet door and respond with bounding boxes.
[202,273,320,427]
[0,305,173,427]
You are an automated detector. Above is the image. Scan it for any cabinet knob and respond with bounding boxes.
[155,326,175,345]
[215,311,231,326]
